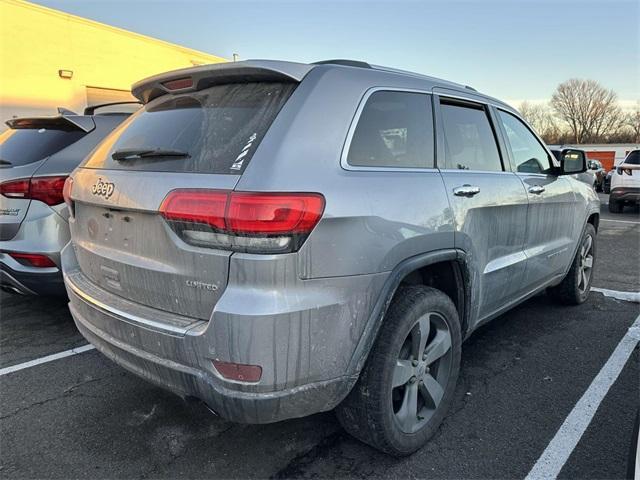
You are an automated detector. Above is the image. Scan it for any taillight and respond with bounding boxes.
[159,190,325,254]
[227,193,325,234]
[0,176,68,206]
[63,177,74,215]
[159,190,227,230]
[0,179,30,199]
[30,176,67,206]
[7,252,56,268]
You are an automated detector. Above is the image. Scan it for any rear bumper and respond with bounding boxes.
[0,202,68,295]
[62,243,387,423]
[610,187,640,203]
[0,256,64,296]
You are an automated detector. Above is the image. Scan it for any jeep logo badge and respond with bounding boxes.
[91,178,115,199]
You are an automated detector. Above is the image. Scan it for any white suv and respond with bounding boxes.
[609,149,640,213]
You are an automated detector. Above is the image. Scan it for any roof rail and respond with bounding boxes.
[84,101,141,116]
[312,59,372,69]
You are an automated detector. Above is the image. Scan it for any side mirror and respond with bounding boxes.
[560,149,586,175]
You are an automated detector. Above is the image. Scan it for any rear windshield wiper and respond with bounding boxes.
[0,159,12,166]
[111,148,190,161]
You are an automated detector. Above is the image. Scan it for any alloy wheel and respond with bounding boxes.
[578,234,594,293]
[392,312,453,433]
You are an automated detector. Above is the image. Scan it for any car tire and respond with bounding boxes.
[548,223,596,305]
[336,285,461,456]
[609,200,624,213]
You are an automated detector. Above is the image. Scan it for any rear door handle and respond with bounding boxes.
[453,185,480,197]
[528,185,546,194]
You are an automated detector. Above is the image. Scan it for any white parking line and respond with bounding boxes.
[592,287,640,303]
[525,314,640,480]
[600,218,640,225]
[0,344,95,377]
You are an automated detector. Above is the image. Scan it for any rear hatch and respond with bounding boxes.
[0,119,89,240]
[71,78,298,320]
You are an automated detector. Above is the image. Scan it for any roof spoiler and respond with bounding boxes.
[5,114,95,133]
[131,60,314,103]
[83,101,141,115]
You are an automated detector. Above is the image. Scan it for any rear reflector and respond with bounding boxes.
[0,176,68,206]
[213,361,262,383]
[7,252,56,268]
[159,190,325,253]
[162,77,193,90]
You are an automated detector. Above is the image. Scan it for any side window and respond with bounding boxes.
[498,110,552,174]
[346,91,434,168]
[439,101,503,171]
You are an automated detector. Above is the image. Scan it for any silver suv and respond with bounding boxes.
[62,60,600,456]
[0,105,134,295]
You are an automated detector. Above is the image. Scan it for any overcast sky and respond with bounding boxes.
[33,0,640,107]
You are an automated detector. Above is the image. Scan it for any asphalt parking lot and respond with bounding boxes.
[1,193,638,479]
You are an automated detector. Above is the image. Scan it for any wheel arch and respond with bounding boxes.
[347,249,471,374]
[587,211,600,232]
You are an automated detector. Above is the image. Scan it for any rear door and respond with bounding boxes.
[494,109,578,291]
[435,95,529,322]
[70,82,296,320]
[0,125,86,240]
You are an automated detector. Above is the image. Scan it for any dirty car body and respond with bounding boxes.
[62,60,600,432]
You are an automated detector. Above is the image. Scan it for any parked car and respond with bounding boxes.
[609,150,640,213]
[0,103,137,295]
[604,168,614,194]
[61,60,599,456]
[587,159,605,191]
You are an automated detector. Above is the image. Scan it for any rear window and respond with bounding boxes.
[84,82,296,174]
[625,150,640,165]
[0,128,85,167]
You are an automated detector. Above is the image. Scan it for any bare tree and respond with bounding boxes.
[550,79,624,143]
[625,105,640,143]
[518,101,561,143]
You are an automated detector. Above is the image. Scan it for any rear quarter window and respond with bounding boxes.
[346,90,435,169]
[83,82,296,174]
[0,128,85,167]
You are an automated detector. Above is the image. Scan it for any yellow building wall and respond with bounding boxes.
[0,0,226,126]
